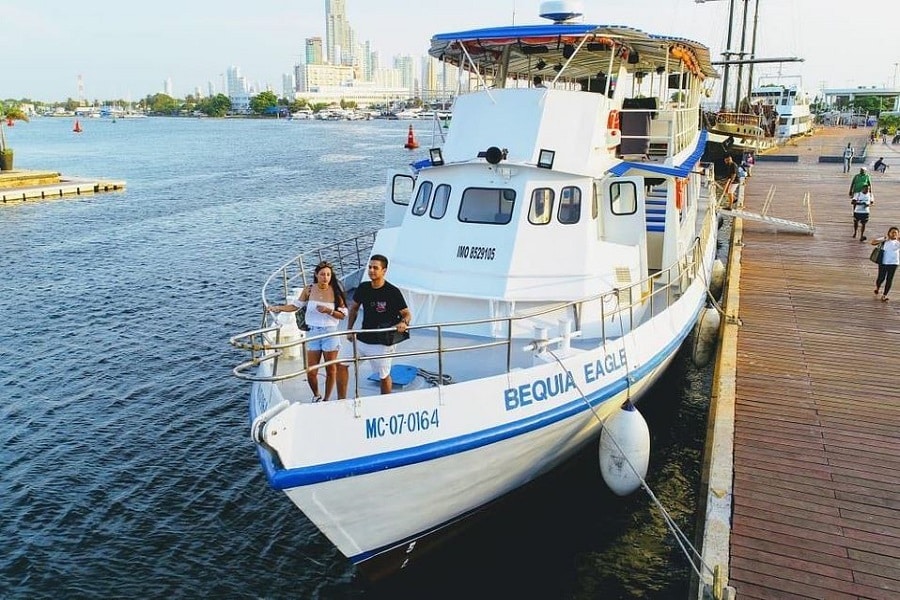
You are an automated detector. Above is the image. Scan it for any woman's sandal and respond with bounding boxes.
[882,296,889,302]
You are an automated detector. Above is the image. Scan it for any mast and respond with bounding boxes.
[720,0,736,110]
[734,0,751,109]
[746,0,761,102]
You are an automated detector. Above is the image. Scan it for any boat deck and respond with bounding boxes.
[700,127,900,599]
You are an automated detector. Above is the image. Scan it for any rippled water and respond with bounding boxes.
[0,116,711,599]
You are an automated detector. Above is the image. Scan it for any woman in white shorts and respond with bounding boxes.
[269,261,347,401]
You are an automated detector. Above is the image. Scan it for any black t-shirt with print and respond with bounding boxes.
[353,281,408,345]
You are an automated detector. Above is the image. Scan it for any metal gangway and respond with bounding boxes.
[719,185,815,234]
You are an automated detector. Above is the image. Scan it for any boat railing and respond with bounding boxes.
[715,111,763,129]
[259,230,378,325]
[231,220,715,393]
[618,105,700,156]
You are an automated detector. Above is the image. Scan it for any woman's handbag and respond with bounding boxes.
[296,306,310,331]
[869,242,885,264]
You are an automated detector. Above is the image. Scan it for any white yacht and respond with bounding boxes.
[231,0,721,580]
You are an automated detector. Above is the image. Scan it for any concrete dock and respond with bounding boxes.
[0,169,125,203]
[697,127,900,599]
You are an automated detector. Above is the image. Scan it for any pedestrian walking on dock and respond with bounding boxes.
[851,184,874,241]
[842,143,855,173]
[741,151,755,177]
[719,155,739,208]
[871,227,900,302]
[849,167,872,197]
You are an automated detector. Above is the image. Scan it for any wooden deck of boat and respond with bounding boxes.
[701,127,900,599]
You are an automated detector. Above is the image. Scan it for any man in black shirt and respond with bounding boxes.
[346,254,411,394]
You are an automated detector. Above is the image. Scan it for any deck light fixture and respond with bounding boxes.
[429,148,444,166]
[537,149,556,169]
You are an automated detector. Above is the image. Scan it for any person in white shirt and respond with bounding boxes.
[268,261,348,401]
[851,184,874,241]
[842,143,854,173]
[871,226,900,302]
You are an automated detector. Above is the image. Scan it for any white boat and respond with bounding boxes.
[749,77,813,139]
[231,0,721,580]
[393,108,422,119]
[290,108,313,120]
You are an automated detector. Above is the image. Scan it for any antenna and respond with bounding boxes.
[538,1,584,24]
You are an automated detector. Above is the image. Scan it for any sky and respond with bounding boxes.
[2,0,898,103]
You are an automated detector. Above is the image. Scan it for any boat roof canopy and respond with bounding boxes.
[429,23,718,82]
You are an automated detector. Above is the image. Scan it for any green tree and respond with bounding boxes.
[148,93,179,115]
[197,94,232,117]
[250,90,278,115]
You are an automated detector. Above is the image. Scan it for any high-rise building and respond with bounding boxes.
[282,73,296,100]
[305,37,324,65]
[325,0,351,66]
[164,76,173,97]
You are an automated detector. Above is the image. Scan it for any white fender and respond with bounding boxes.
[692,307,721,367]
[599,401,650,496]
[709,259,726,300]
[275,311,305,360]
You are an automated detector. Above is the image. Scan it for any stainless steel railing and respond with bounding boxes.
[231,213,716,394]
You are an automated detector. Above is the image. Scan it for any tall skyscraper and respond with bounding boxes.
[305,37,324,65]
[325,0,351,66]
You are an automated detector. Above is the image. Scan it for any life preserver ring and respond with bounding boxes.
[607,109,620,131]
[675,178,687,210]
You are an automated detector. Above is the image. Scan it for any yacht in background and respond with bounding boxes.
[750,76,813,139]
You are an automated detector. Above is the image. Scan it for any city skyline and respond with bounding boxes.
[3,0,898,102]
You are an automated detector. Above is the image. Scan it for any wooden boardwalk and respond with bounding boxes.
[0,169,125,203]
[718,128,900,599]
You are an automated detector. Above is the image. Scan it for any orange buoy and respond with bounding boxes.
[404,124,419,149]
[73,119,82,133]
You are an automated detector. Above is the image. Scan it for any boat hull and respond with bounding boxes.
[251,260,712,577]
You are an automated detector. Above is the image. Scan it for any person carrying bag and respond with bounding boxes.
[871,227,900,302]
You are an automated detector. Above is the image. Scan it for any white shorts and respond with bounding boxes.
[356,340,396,380]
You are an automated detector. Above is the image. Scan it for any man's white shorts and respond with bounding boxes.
[356,340,396,380]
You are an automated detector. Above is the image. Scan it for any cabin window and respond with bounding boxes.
[430,184,451,219]
[609,181,637,216]
[458,188,516,224]
[411,181,433,216]
[558,186,581,224]
[391,174,414,206]
[528,188,554,225]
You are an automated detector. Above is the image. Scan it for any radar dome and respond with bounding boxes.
[539,0,584,23]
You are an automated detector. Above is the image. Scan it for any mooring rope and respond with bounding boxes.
[545,320,716,581]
